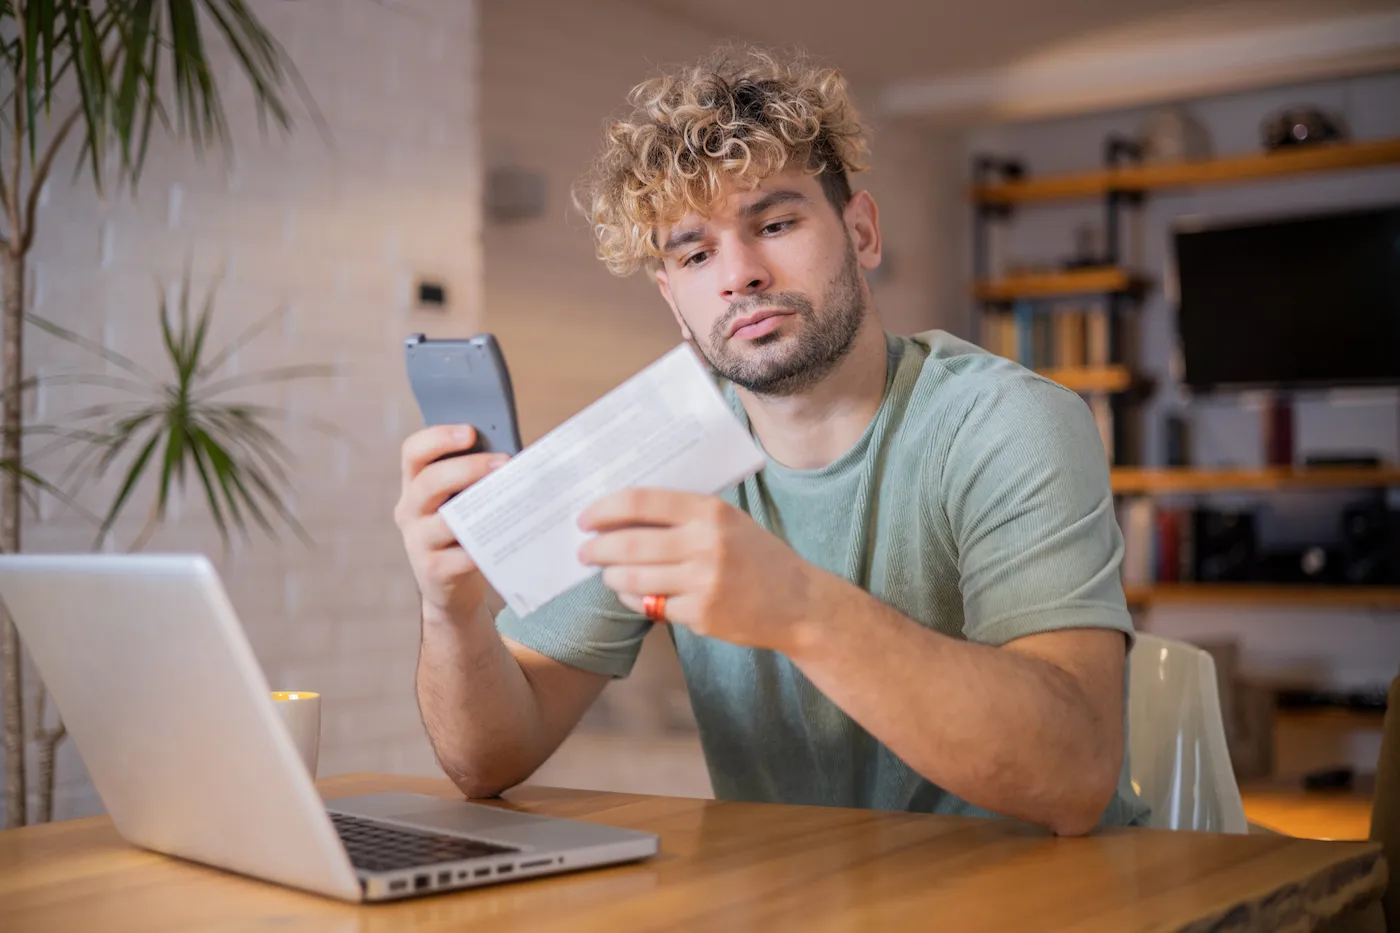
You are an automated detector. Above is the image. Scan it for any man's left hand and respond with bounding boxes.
[577,488,824,652]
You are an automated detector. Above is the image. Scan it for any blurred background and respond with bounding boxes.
[3,0,1398,833]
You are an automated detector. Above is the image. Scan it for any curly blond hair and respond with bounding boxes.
[575,44,870,276]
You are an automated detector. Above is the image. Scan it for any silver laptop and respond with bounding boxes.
[0,553,658,902]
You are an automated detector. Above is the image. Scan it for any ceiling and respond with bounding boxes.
[627,0,1400,119]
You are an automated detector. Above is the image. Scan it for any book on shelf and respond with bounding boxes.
[1033,314,1052,370]
[1155,507,1181,583]
[1015,300,1035,366]
[1117,503,1198,587]
[1054,309,1086,368]
[1116,304,1142,373]
[1085,309,1110,367]
[1118,498,1155,586]
[977,302,1096,371]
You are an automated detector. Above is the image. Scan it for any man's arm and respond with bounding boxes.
[416,600,608,797]
[395,424,610,799]
[577,483,1129,835]
[578,372,1135,835]
[785,579,1125,836]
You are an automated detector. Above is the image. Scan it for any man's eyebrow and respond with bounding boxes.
[742,190,809,217]
[662,227,705,254]
[661,191,810,254]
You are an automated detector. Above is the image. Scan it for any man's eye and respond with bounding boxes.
[761,220,793,235]
[683,251,709,267]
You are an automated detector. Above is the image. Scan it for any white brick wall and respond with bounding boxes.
[4,0,482,822]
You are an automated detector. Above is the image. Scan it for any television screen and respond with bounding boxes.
[1174,204,1400,391]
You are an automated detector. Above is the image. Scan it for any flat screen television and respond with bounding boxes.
[1173,204,1400,392]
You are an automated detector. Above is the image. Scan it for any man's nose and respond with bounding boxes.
[719,239,772,300]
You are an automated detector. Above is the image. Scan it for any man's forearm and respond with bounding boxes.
[415,602,554,797]
[786,579,1123,835]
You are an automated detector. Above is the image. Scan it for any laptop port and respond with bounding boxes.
[437,871,452,885]
[389,879,408,893]
[414,874,430,891]
[520,859,553,870]
[473,867,490,878]
[496,864,514,875]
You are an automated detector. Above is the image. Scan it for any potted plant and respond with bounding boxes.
[0,0,311,827]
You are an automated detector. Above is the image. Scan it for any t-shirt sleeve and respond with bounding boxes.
[939,371,1135,648]
[493,574,651,678]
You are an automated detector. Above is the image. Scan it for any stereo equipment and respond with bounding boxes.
[1339,502,1400,585]
[1192,509,1258,583]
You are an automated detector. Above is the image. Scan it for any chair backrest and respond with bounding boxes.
[1128,632,1248,833]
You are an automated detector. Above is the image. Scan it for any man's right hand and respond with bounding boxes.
[394,425,509,621]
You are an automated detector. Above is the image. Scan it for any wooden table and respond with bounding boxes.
[0,772,1387,932]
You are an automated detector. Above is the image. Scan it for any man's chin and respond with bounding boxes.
[727,341,797,375]
[719,357,812,396]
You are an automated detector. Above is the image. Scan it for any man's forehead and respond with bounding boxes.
[658,173,820,244]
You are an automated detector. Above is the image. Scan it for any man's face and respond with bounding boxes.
[653,168,882,397]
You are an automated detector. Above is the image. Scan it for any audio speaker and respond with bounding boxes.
[1192,509,1258,582]
[1340,502,1399,585]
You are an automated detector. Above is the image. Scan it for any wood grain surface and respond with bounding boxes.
[0,772,1386,932]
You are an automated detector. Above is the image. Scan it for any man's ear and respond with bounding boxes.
[843,190,882,272]
[654,265,692,340]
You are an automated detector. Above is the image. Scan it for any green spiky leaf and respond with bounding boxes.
[11,0,322,195]
[31,266,341,551]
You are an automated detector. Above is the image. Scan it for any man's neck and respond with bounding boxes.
[735,316,890,471]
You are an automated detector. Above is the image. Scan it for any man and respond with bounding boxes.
[395,46,1150,835]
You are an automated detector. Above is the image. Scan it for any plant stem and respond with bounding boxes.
[35,721,65,823]
[32,683,64,824]
[21,107,83,252]
[2,28,85,834]
[2,245,27,830]
[1,0,29,830]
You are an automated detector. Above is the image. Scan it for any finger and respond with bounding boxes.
[617,591,694,625]
[599,562,693,599]
[425,545,476,581]
[403,452,508,518]
[578,527,690,567]
[408,514,460,553]
[401,425,477,489]
[578,488,717,533]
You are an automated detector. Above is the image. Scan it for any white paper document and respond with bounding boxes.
[438,344,767,617]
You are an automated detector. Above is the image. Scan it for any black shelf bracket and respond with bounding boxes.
[971,154,1026,294]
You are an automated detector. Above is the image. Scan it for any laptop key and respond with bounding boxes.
[329,812,520,873]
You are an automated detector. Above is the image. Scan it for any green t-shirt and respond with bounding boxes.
[496,330,1151,828]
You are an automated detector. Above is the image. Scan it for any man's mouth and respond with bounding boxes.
[728,309,793,340]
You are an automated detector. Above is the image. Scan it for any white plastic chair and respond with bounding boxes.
[1127,632,1249,834]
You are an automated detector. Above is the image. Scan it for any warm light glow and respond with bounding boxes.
[270,691,319,701]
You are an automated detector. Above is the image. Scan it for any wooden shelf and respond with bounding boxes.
[972,266,1141,301]
[972,138,1400,205]
[1037,366,1134,393]
[1275,708,1386,731]
[1124,584,1400,609]
[1240,775,1375,841]
[1111,466,1400,495]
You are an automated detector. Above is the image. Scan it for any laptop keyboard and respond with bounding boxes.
[330,811,521,873]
